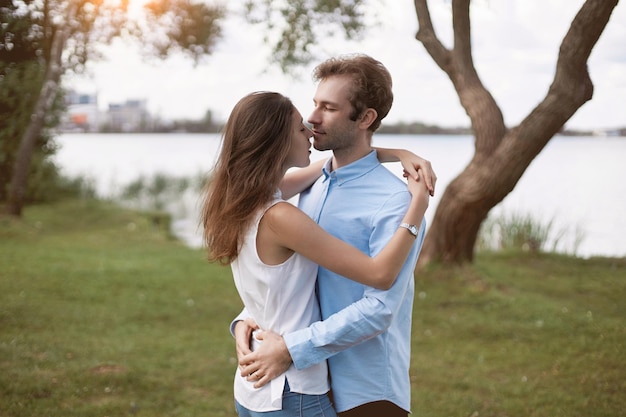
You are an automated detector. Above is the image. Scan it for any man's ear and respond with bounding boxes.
[358,108,378,130]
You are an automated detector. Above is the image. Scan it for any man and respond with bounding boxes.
[234,54,433,416]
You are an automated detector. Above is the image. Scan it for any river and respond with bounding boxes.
[53,133,626,258]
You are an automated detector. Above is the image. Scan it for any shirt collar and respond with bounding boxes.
[322,150,379,184]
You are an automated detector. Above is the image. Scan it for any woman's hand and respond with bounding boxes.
[234,317,259,362]
[405,171,431,210]
[397,149,437,197]
[375,147,437,196]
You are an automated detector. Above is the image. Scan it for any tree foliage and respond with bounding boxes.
[1,0,225,216]
[139,0,224,63]
[0,0,61,203]
[244,0,369,72]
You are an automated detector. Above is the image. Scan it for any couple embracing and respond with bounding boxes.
[202,54,437,417]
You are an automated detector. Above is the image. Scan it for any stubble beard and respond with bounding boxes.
[313,126,355,153]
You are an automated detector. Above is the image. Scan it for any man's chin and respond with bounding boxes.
[313,140,327,152]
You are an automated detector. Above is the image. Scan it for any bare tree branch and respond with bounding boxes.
[414,0,451,72]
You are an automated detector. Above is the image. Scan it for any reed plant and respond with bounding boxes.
[477,211,585,255]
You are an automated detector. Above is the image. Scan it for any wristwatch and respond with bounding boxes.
[399,222,419,238]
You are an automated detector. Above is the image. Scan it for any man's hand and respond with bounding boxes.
[239,329,293,389]
[234,317,259,362]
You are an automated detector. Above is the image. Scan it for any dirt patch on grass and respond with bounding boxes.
[89,364,126,374]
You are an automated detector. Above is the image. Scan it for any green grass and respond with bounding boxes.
[1,200,624,416]
[412,254,625,417]
[0,200,241,416]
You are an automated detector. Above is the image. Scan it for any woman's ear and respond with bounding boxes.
[358,108,378,130]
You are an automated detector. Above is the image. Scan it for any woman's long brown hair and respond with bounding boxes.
[201,92,295,264]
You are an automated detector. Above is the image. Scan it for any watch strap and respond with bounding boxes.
[399,222,418,237]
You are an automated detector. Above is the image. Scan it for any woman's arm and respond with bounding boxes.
[280,149,436,200]
[374,147,437,196]
[262,176,430,290]
[279,159,326,200]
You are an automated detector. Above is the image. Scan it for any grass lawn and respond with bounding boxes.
[1,200,624,416]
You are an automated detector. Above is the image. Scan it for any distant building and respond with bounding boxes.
[106,99,152,132]
[60,91,163,133]
[61,90,101,132]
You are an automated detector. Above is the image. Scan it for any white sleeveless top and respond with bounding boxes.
[230,196,329,411]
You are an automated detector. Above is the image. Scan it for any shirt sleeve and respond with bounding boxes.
[229,307,251,337]
[285,191,425,370]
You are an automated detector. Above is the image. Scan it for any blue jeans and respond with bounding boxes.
[235,381,337,417]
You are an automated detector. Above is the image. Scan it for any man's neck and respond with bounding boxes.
[330,143,373,171]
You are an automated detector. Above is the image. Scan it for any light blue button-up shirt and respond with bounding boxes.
[283,150,426,413]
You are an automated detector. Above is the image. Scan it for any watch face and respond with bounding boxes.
[410,225,418,235]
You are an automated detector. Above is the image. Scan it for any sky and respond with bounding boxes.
[67,0,626,130]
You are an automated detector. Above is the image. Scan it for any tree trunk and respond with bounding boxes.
[413,0,620,265]
[5,4,76,217]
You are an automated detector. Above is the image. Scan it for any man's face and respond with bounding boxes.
[307,75,359,152]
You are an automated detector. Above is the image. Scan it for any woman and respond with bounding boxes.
[201,91,430,417]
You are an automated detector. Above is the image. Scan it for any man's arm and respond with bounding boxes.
[293,237,420,368]
[238,249,419,387]
[238,299,388,388]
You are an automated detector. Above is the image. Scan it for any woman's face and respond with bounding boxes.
[284,108,313,169]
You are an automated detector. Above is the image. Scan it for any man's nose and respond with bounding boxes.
[307,108,319,125]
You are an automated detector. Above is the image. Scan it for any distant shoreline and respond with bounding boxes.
[55,129,626,137]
